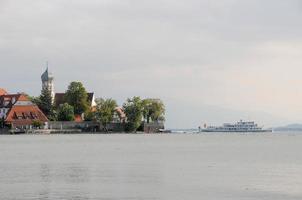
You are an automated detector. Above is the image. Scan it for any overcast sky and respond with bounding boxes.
[1,0,302,128]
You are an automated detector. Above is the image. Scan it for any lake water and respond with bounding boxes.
[1,133,302,200]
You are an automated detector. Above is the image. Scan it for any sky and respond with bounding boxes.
[1,0,302,128]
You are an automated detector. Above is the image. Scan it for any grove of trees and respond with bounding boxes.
[123,97,165,132]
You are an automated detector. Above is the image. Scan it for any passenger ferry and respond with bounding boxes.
[201,120,272,133]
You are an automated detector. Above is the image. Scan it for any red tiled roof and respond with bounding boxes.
[17,95,29,101]
[0,88,8,96]
[5,105,48,125]
[0,94,30,108]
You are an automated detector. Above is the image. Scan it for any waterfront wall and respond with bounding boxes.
[47,121,125,132]
[1,121,164,133]
[48,121,99,130]
[0,128,9,134]
[48,121,164,133]
[143,122,164,133]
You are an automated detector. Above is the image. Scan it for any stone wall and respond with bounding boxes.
[48,121,99,131]
[1,121,165,133]
[0,128,9,134]
[48,121,126,132]
[143,122,165,133]
[45,121,164,133]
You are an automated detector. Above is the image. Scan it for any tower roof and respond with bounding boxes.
[41,67,54,82]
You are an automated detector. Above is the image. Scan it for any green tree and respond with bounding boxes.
[95,98,118,131]
[29,96,41,106]
[48,109,57,121]
[65,82,89,115]
[142,99,165,123]
[32,120,43,129]
[123,96,143,132]
[57,103,75,121]
[84,110,96,121]
[38,88,53,117]
[29,89,57,121]
[142,99,152,123]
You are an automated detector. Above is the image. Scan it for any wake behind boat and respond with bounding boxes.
[201,120,272,133]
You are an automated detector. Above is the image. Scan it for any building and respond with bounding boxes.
[41,67,55,102]
[0,92,48,129]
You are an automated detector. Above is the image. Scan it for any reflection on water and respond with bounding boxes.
[0,133,302,200]
[40,164,51,183]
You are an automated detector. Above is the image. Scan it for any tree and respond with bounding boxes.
[149,99,165,122]
[57,103,75,121]
[84,110,96,121]
[142,99,165,123]
[123,96,143,132]
[48,109,57,121]
[32,120,43,129]
[38,87,54,117]
[142,99,152,123]
[65,82,89,115]
[29,96,41,106]
[95,98,117,131]
[29,89,57,121]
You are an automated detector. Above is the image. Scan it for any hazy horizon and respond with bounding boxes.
[1,0,302,128]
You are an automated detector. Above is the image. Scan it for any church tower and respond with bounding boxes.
[41,65,55,102]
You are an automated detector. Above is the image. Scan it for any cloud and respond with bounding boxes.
[1,0,302,128]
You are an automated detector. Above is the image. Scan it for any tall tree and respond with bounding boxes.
[142,99,165,123]
[39,87,53,117]
[30,88,56,121]
[149,99,165,122]
[123,96,143,132]
[142,99,152,123]
[29,96,41,106]
[57,103,75,121]
[65,82,89,115]
[95,98,118,131]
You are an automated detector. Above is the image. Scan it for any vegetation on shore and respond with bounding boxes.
[65,82,89,115]
[95,98,118,131]
[31,88,56,121]
[57,103,75,121]
[31,81,165,132]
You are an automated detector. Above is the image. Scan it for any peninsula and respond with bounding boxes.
[0,68,165,134]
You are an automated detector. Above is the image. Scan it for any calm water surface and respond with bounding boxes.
[1,133,302,200]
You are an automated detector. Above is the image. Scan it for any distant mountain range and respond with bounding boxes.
[274,124,302,132]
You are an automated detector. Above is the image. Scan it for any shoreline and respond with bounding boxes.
[0,129,167,135]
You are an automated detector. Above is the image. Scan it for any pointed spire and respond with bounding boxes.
[41,61,50,81]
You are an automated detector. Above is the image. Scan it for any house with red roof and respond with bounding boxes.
[0,92,48,129]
